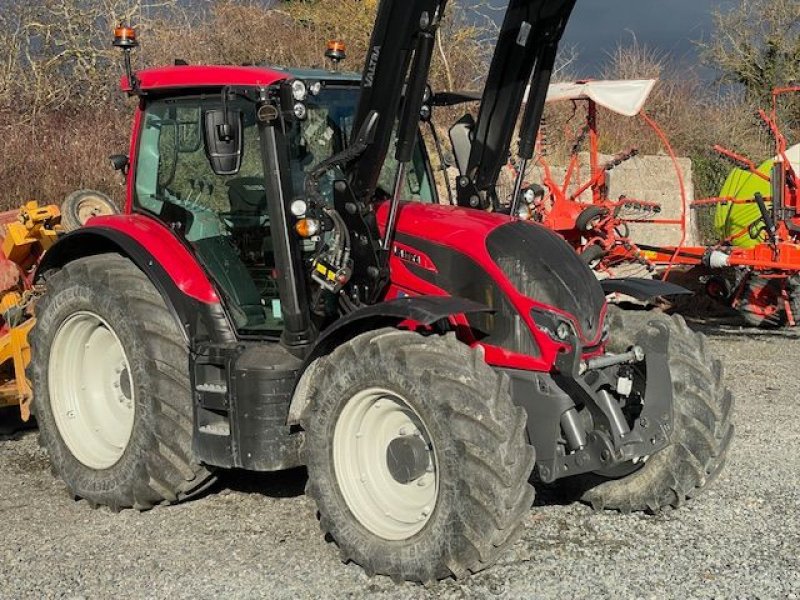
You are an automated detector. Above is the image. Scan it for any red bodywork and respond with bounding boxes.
[92,67,602,371]
[377,202,606,370]
[121,65,287,94]
[89,214,220,304]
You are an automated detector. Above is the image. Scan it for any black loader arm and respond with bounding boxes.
[321,0,450,302]
[455,0,577,210]
[307,0,574,304]
[347,0,449,202]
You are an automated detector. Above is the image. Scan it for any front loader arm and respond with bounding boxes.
[455,0,576,210]
[348,0,449,203]
[322,0,449,302]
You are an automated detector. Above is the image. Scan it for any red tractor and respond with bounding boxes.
[29,0,732,583]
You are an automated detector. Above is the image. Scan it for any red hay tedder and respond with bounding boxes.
[505,79,690,277]
[641,86,800,327]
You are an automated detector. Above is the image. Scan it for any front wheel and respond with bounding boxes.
[302,329,534,583]
[574,307,734,512]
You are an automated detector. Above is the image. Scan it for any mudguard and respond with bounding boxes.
[308,295,491,362]
[600,277,690,301]
[287,295,492,425]
[35,221,235,345]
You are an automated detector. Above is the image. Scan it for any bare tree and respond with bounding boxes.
[700,0,800,99]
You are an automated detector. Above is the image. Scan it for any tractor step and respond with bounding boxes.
[192,342,305,471]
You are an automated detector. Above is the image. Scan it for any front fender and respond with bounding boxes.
[600,277,690,301]
[308,295,492,362]
[287,295,492,425]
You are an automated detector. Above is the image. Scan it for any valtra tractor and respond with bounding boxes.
[29,0,733,583]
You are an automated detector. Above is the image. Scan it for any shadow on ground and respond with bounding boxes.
[213,466,308,499]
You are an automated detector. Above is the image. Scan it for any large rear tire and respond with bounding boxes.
[573,307,734,512]
[30,253,215,510]
[302,329,534,583]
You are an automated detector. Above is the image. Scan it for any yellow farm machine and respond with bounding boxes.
[0,191,117,429]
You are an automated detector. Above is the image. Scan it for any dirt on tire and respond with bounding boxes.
[301,328,535,583]
[29,253,215,510]
[574,306,734,512]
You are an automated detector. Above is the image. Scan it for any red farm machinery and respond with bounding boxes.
[641,85,800,327]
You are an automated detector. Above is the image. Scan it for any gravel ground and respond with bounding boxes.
[2,322,799,599]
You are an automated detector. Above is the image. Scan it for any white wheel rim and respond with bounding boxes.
[49,311,135,469]
[76,196,115,225]
[333,387,439,541]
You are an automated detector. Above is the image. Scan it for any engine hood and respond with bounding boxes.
[378,201,606,341]
[377,201,510,252]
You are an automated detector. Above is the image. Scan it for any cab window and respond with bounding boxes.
[134,96,284,336]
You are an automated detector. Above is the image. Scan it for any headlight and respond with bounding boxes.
[290,199,308,217]
[291,79,308,102]
[531,308,576,344]
[308,81,322,96]
[293,102,307,120]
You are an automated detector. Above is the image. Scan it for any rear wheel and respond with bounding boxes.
[303,329,534,583]
[571,307,734,512]
[30,253,215,510]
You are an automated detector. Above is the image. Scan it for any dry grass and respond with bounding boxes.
[0,0,491,209]
[0,108,130,210]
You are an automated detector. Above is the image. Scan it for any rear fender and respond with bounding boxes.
[35,221,236,345]
[286,295,491,425]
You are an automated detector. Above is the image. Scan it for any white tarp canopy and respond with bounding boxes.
[781,143,800,172]
[526,79,658,117]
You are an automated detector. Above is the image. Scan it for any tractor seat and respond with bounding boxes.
[193,235,265,327]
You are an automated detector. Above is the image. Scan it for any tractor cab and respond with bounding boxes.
[123,64,435,336]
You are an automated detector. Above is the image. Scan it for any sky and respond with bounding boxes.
[469,0,736,78]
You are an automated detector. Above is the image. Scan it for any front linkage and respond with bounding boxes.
[534,321,672,483]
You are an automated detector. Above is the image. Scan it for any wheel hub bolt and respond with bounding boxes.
[399,427,408,436]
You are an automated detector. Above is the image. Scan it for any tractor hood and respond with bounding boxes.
[377,202,607,343]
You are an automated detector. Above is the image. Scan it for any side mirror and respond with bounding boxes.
[203,109,243,176]
[110,154,129,175]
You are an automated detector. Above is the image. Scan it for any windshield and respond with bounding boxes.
[288,84,436,204]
